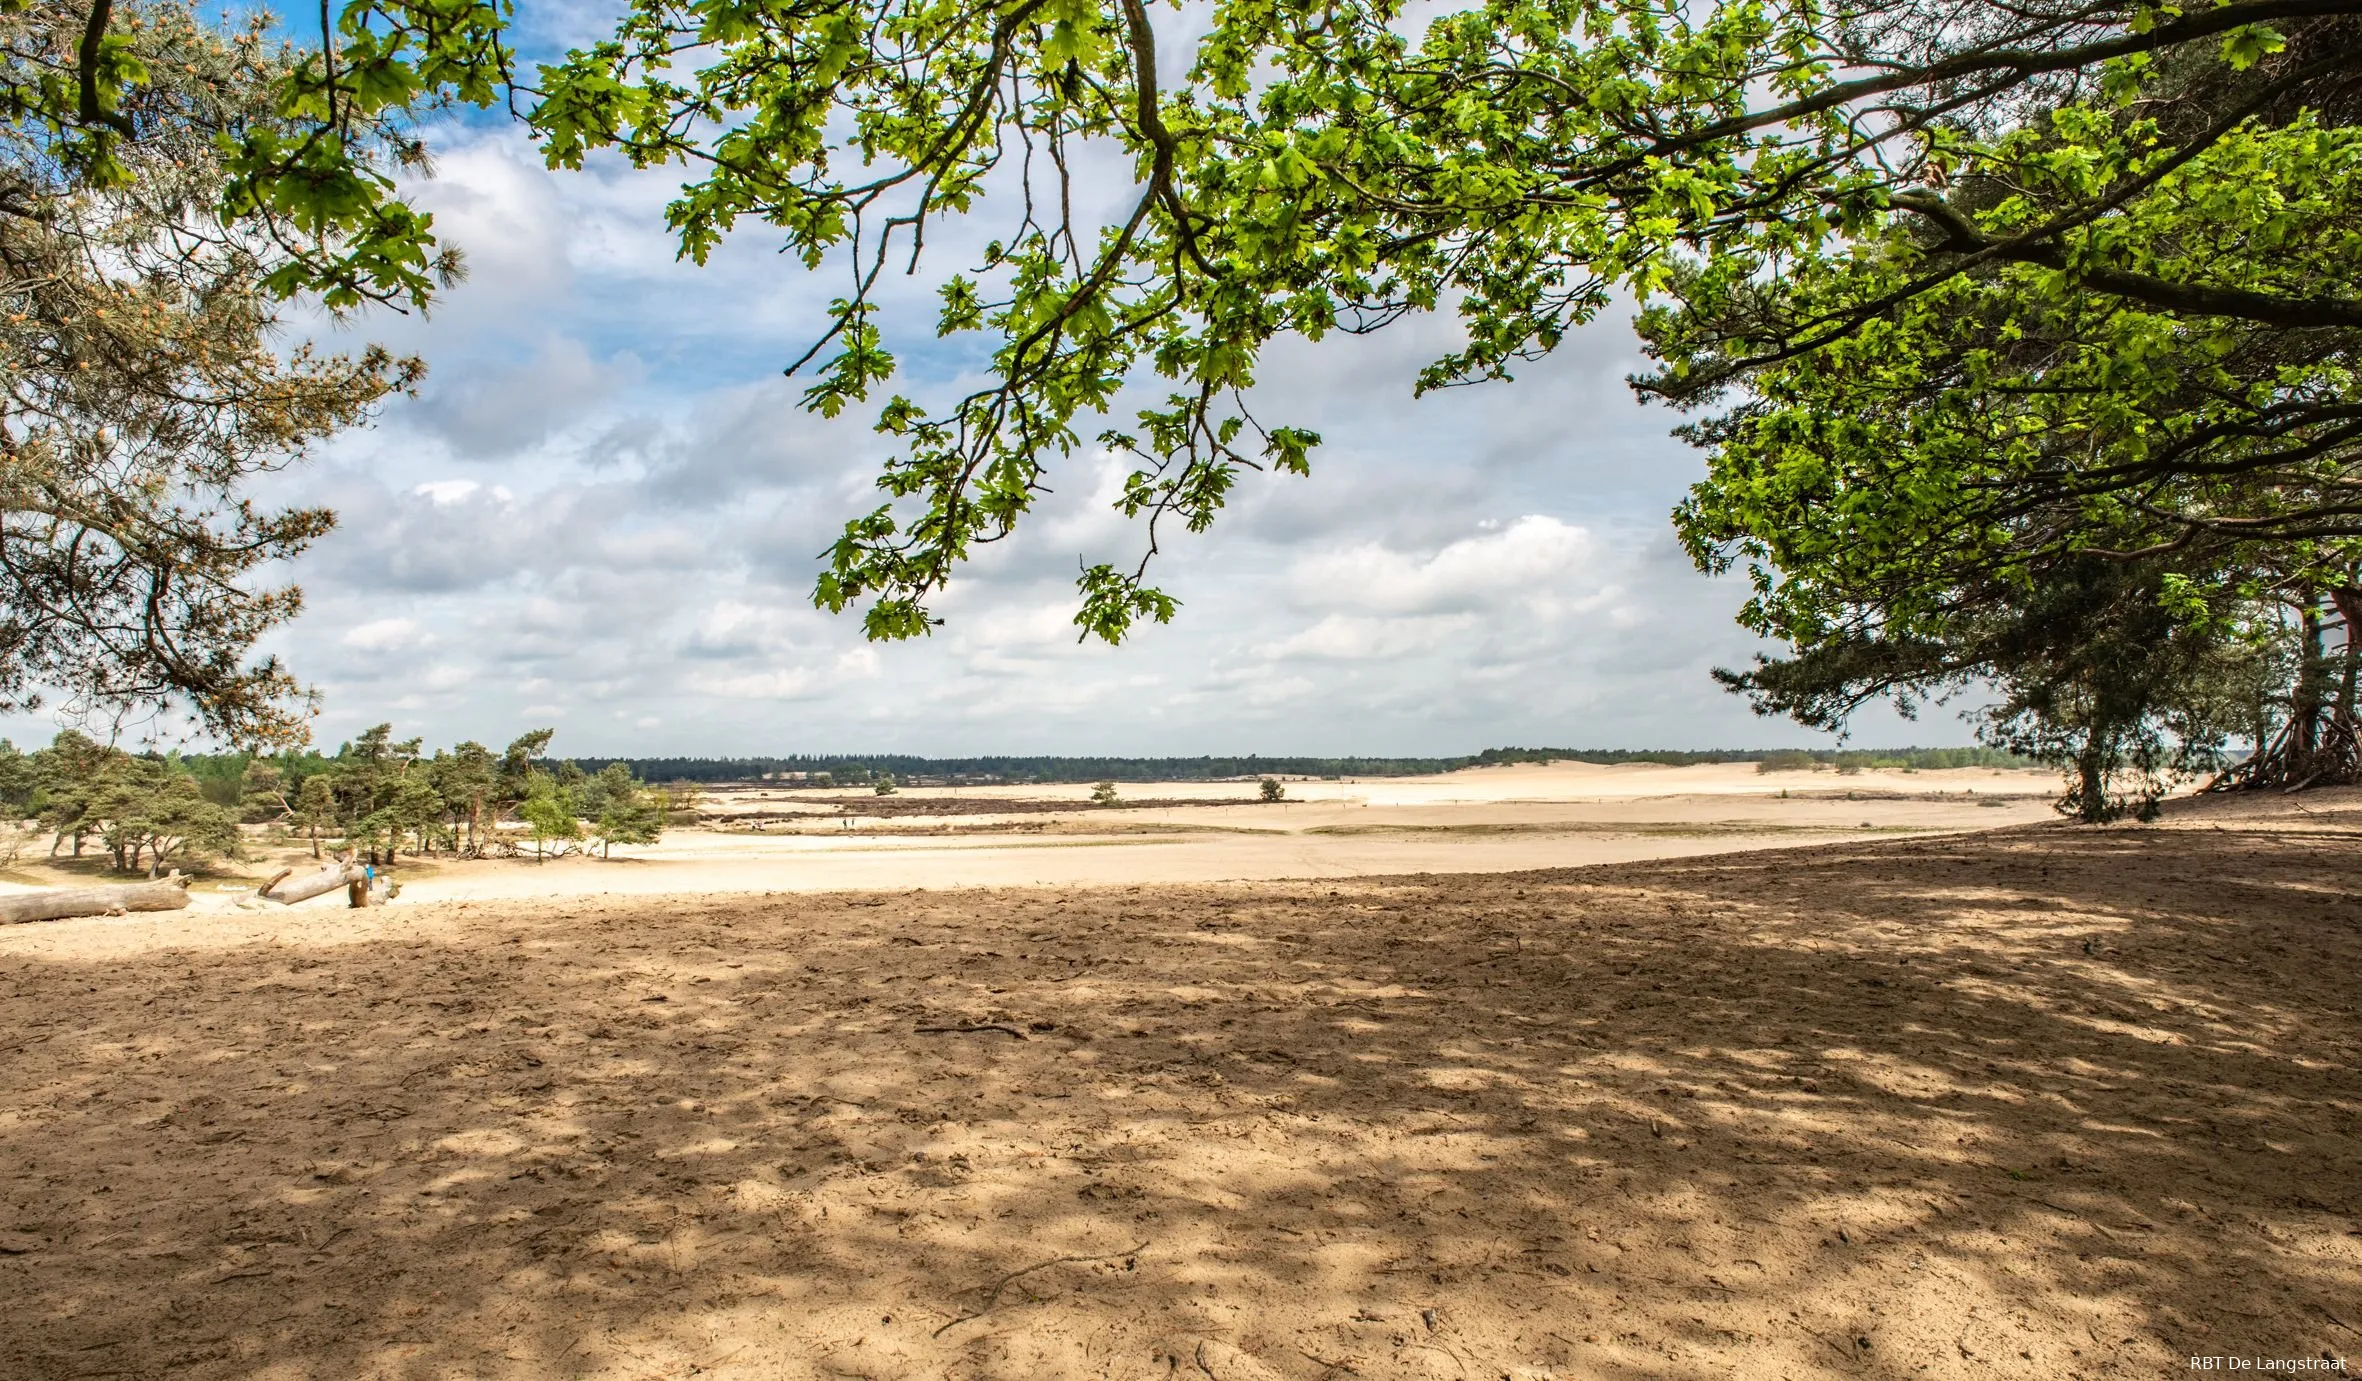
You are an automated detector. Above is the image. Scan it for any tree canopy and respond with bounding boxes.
[510,0,2361,649]
[2,0,425,745]
[34,0,2350,631]
[1641,14,2362,805]
[19,0,2360,801]
[1,725,671,872]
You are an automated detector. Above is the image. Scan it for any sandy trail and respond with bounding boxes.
[1,789,2355,1379]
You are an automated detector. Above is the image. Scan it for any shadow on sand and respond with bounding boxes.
[1,811,2357,1379]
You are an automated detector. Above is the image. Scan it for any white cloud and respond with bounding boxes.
[412,479,481,505]
[699,669,819,700]
[193,123,1950,758]
[1290,516,1597,616]
[1258,613,1478,661]
[416,665,474,692]
[340,618,431,651]
[413,335,647,458]
[682,600,786,660]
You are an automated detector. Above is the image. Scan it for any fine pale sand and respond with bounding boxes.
[129,762,2062,905]
[1,781,2356,1379]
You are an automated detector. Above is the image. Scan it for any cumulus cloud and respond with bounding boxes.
[1258,613,1478,662]
[698,668,819,700]
[1289,516,1599,616]
[165,120,1952,760]
[341,618,431,651]
[411,335,647,458]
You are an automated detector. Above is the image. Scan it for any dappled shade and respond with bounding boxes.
[2,808,2357,1378]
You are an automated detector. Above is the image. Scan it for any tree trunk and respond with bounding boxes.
[2295,603,2326,762]
[263,863,368,905]
[0,874,190,925]
[2333,584,2362,719]
[2076,742,2106,822]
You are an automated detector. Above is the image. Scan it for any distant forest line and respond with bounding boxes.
[553,745,2040,786]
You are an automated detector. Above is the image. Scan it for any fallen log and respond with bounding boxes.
[263,863,367,906]
[0,873,190,926]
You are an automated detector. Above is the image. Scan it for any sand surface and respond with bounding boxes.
[54,762,2059,905]
[2,785,2356,1379]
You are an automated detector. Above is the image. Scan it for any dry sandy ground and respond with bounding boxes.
[701,761,2054,808]
[0,762,2063,906]
[247,763,2062,903]
[2,788,2357,1379]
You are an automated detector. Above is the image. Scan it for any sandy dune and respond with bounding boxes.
[1,786,2354,1379]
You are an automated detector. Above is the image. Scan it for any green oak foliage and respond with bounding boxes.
[55,0,2332,648]
[2,0,489,308]
[1645,17,2362,794]
[515,0,2362,642]
[26,0,2362,779]
[1657,27,2362,681]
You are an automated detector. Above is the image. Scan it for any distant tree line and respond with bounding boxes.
[567,746,2037,786]
[1466,747,2038,771]
[570,753,1489,785]
[3,728,671,875]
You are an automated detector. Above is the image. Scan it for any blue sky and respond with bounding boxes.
[29,8,1961,758]
[209,114,1953,759]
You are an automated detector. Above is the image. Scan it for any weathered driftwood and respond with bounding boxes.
[0,873,190,925]
[263,863,368,906]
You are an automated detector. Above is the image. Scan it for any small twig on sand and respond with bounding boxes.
[932,1241,1149,1337]
[2034,1199,2116,1240]
[1398,1341,1467,1377]
[1802,1326,1857,1366]
[1300,1346,1361,1374]
[916,1023,1027,1039]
